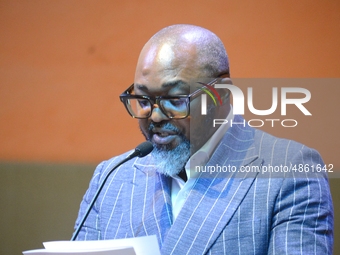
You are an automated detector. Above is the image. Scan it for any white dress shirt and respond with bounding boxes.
[171,108,233,221]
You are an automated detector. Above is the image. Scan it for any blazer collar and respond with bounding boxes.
[130,116,262,253]
[129,159,173,247]
[161,115,262,254]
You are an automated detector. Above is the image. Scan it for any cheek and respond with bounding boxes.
[179,118,190,140]
[138,119,149,133]
[188,105,218,149]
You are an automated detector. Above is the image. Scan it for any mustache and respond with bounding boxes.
[148,122,182,134]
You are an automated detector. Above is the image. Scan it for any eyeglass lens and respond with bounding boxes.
[126,98,188,118]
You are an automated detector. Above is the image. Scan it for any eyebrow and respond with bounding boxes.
[135,80,190,92]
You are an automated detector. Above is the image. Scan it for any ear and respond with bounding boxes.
[220,77,232,84]
[217,78,232,104]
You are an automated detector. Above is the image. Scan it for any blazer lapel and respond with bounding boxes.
[161,116,262,254]
[129,157,173,247]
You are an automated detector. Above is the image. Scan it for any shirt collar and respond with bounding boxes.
[184,106,234,179]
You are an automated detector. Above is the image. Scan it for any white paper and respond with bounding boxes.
[23,235,160,255]
[23,247,134,255]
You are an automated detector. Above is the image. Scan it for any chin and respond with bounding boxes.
[151,137,191,177]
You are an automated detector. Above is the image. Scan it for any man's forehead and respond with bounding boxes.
[139,41,196,67]
[134,80,190,92]
[139,43,173,66]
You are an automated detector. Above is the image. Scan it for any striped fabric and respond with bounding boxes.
[74,115,333,254]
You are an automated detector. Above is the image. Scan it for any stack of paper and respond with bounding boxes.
[22,235,161,255]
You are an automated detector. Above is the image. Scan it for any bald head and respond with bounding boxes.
[134,25,231,161]
[139,24,230,78]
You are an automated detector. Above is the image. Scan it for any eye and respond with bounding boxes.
[137,99,150,108]
[161,98,188,112]
[169,98,187,107]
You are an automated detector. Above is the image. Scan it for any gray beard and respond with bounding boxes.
[151,138,191,177]
[140,122,191,177]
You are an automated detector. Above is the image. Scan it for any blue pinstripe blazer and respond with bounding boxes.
[74,116,333,254]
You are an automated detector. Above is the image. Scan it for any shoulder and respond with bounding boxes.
[227,116,323,163]
[227,116,325,177]
[243,127,328,182]
[93,149,155,183]
[252,128,323,164]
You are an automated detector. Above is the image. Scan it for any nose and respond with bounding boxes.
[150,105,169,123]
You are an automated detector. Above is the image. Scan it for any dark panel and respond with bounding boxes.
[0,162,95,254]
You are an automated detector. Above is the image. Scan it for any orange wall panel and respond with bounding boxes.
[0,0,339,165]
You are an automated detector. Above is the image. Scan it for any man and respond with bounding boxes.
[73,24,333,254]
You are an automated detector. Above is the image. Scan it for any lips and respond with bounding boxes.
[151,128,178,145]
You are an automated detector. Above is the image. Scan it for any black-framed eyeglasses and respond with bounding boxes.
[119,79,218,119]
